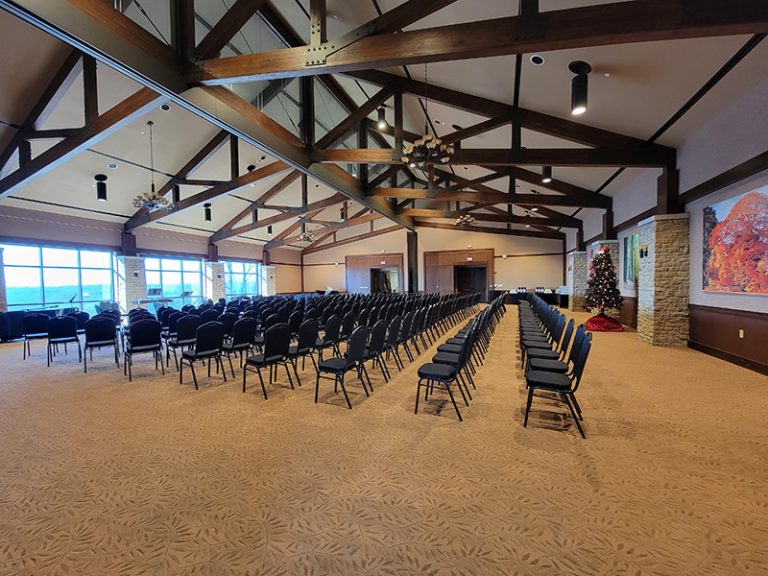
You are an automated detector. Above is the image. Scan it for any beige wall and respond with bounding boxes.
[415,227,564,291]
[301,225,407,292]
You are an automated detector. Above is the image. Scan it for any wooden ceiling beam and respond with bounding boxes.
[302,225,401,255]
[194,1,768,84]
[400,208,581,228]
[369,187,609,208]
[0,87,160,199]
[263,209,379,249]
[440,116,513,145]
[125,160,290,230]
[213,192,346,242]
[311,147,673,167]
[315,84,396,149]
[195,0,270,59]
[415,219,565,240]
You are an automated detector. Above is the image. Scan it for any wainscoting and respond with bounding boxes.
[619,296,638,329]
[689,304,768,375]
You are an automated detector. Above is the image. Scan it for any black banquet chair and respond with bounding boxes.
[22,313,49,360]
[179,321,227,390]
[315,325,371,410]
[47,316,82,367]
[287,319,319,386]
[83,316,120,373]
[124,319,164,381]
[243,322,293,399]
[221,317,258,378]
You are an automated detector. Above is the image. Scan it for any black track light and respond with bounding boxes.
[569,60,592,116]
[204,203,212,222]
[542,166,553,184]
[377,106,387,130]
[94,174,107,202]
[267,225,273,235]
[172,184,180,204]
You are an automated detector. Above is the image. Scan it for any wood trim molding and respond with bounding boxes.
[681,150,768,205]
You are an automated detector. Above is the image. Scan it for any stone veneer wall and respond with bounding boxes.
[637,215,690,346]
[567,252,588,311]
[0,247,7,312]
[118,256,147,311]
[205,262,225,302]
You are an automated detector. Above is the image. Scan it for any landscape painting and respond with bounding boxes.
[703,187,768,294]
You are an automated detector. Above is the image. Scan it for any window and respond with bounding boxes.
[222,261,260,298]
[1,243,115,313]
[623,233,640,288]
[143,257,203,308]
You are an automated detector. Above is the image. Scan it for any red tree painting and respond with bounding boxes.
[704,190,768,294]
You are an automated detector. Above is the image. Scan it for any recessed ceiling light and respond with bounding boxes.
[531,207,539,212]
[107,162,118,169]
[604,72,611,78]
[463,166,469,170]
[434,119,441,125]
[525,224,531,228]
[530,54,545,65]
[161,104,170,111]
[451,124,462,131]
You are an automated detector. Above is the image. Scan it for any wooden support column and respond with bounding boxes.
[82,55,99,124]
[310,0,326,46]
[358,123,368,187]
[657,166,681,215]
[301,76,315,146]
[18,140,31,168]
[407,230,418,293]
[601,209,616,240]
[121,232,137,257]
[171,0,196,60]
[577,228,585,251]
[207,242,219,262]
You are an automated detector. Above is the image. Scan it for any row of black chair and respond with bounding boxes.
[519,295,592,438]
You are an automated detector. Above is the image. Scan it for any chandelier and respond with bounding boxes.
[455,214,476,227]
[132,120,171,212]
[297,231,315,243]
[401,64,454,168]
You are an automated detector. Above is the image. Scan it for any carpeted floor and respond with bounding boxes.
[0,306,767,576]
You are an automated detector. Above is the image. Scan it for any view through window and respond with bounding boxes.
[1,243,114,313]
[144,257,203,308]
[222,261,260,298]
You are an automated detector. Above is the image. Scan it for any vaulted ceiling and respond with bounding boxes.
[0,0,766,252]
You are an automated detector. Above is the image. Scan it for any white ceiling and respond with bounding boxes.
[0,1,765,247]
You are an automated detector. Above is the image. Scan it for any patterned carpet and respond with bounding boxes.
[0,306,767,576]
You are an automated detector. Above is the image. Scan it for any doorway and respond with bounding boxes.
[370,268,399,293]
[454,266,488,301]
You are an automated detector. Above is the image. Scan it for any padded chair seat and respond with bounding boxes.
[49,336,79,344]
[525,348,560,360]
[528,358,569,372]
[182,347,220,360]
[85,339,115,347]
[417,363,456,380]
[315,338,334,348]
[318,357,348,372]
[526,370,571,391]
[126,343,160,352]
[245,353,283,366]
[445,337,466,345]
[168,337,195,347]
[522,341,553,350]
[222,341,250,352]
[432,352,460,365]
[26,332,48,339]
[437,343,462,354]
[288,345,311,357]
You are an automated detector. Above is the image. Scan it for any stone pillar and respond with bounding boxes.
[637,214,689,346]
[567,251,588,311]
[591,239,620,317]
[0,247,7,312]
[204,262,225,302]
[116,256,147,311]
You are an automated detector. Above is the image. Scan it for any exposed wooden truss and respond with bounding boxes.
[193,1,768,84]
[415,220,565,240]
[303,225,401,255]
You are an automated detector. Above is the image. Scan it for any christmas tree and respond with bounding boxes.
[585,247,624,332]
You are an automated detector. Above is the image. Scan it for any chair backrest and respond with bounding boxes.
[368,307,379,326]
[399,312,413,341]
[68,311,90,329]
[296,319,319,352]
[24,313,50,336]
[176,315,202,341]
[48,316,78,339]
[217,312,238,335]
[386,316,401,347]
[570,331,592,390]
[231,317,258,346]
[194,321,226,355]
[323,314,342,341]
[559,319,576,354]
[340,312,356,338]
[129,319,162,348]
[357,308,369,328]
[263,313,281,331]
[369,320,388,354]
[288,311,304,333]
[84,317,116,344]
[345,326,369,365]
[200,309,219,323]
[263,322,291,358]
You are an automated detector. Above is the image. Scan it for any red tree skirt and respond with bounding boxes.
[584,313,624,332]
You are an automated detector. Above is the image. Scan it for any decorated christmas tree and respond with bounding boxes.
[585,247,624,332]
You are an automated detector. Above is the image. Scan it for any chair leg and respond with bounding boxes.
[523,387,534,428]
[83,347,88,373]
[291,358,302,387]
[284,361,294,390]
[242,366,248,393]
[314,371,321,403]
[219,355,227,382]
[257,368,268,399]
[563,393,586,438]
[414,378,423,414]
[47,343,51,367]
[159,351,165,375]
[190,360,198,390]
[179,357,184,384]
[338,373,352,409]
[444,380,463,422]
[570,393,583,419]
[228,354,235,378]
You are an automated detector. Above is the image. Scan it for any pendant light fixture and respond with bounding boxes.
[95,174,107,202]
[542,166,553,183]
[172,184,180,204]
[204,202,212,222]
[267,225,273,235]
[569,61,592,116]
[377,106,387,130]
[132,120,171,211]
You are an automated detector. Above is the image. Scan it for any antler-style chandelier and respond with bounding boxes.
[297,221,315,243]
[401,64,454,168]
[132,120,171,212]
[455,214,476,227]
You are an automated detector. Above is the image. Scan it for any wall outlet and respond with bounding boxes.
[738,329,745,339]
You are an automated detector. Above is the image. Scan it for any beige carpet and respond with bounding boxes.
[0,307,767,576]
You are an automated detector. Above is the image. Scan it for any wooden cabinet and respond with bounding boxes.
[422,249,495,299]
[345,253,404,294]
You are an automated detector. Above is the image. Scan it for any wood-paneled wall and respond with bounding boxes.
[423,249,495,299]
[689,304,768,375]
[344,253,404,294]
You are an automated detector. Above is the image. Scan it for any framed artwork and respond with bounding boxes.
[703,187,768,294]
[623,233,639,289]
